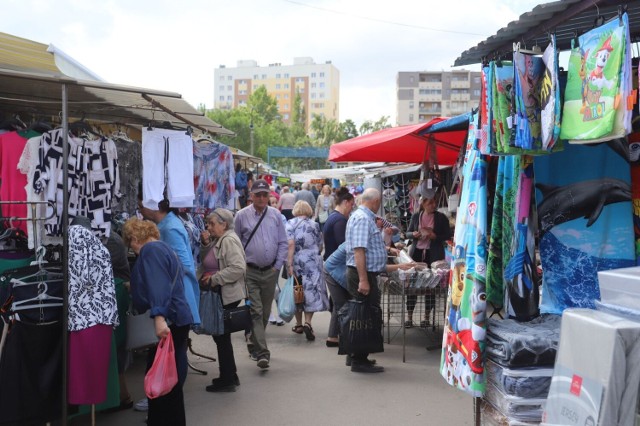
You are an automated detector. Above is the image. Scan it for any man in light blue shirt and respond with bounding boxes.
[345,188,386,373]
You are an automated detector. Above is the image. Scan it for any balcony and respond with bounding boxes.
[419,107,441,114]
[450,93,470,101]
[451,80,470,89]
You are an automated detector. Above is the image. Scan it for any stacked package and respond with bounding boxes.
[482,315,561,425]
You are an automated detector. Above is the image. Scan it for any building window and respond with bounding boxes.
[284,84,289,89]
[284,104,289,109]
[419,89,441,95]
[284,94,289,99]
[227,85,232,91]
[298,88,305,93]
[276,94,281,99]
[276,84,281,89]
[319,82,325,88]
[239,90,247,95]
[409,101,414,109]
[311,83,316,88]
[296,77,304,83]
[227,76,232,81]
[227,95,232,101]
[311,93,316,99]
[473,76,481,84]
[473,89,481,96]
[239,100,246,106]
[311,72,316,78]
[319,72,325,77]
[219,96,224,101]
[283,113,289,120]
[219,75,225,81]
[409,114,414,122]
[219,85,224,91]
[261,74,267,79]
[276,73,281,78]
[319,92,325,98]
[284,73,290,78]
[253,75,258,80]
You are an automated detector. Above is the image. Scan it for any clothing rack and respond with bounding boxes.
[0,200,55,249]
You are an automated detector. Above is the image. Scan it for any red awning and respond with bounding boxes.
[329,117,467,165]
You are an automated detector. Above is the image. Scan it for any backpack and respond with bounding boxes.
[235,170,248,190]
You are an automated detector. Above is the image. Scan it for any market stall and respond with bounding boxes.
[441,1,640,425]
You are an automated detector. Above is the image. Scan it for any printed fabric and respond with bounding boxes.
[559,13,630,142]
[286,217,329,312]
[440,111,488,397]
[33,129,121,238]
[512,51,544,150]
[534,141,634,314]
[113,137,142,216]
[193,141,236,211]
[67,225,119,331]
[540,35,561,150]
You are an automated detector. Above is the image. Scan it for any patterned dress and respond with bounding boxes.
[286,217,329,312]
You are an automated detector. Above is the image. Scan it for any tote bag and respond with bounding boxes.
[126,308,157,350]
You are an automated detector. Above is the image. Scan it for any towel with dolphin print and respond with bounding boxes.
[534,141,634,314]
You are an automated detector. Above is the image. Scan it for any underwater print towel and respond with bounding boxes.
[440,112,488,397]
[560,14,627,141]
[479,66,492,155]
[492,62,514,154]
[534,141,634,315]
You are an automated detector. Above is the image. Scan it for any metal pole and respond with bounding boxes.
[250,122,254,156]
[61,83,69,425]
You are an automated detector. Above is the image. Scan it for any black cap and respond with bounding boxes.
[251,179,270,193]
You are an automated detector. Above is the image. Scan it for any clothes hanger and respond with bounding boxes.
[11,281,63,312]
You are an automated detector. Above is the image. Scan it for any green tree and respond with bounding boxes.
[340,119,359,140]
[310,114,343,147]
[358,115,391,135]
[248,86,279,124]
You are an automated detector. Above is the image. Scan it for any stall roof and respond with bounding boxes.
[291,162,424,183]
[454,0,640,66]
[0,32,232,135]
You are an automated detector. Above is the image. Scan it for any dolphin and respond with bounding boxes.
[536,178,631,234]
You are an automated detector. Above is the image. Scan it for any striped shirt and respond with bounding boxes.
[346,206,387,273]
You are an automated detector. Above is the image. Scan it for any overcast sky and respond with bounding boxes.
[5,0,545,126]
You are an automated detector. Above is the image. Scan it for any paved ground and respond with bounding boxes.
[70,306,474,426]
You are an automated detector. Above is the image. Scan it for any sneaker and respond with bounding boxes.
[206,381,237,392]
[257,356,269,369]
[276,320,285,326]
[345,355,376,367]
[249,352,258,361]
[133,397,148,412]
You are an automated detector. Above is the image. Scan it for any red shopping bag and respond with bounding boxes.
[144,332,178,399]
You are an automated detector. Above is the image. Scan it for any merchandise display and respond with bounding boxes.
[484,382,546,423]
[485,360,553,399]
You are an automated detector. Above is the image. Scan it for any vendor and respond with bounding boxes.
[405,190,451,328]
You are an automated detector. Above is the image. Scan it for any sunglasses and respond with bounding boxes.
[253,192,269,198]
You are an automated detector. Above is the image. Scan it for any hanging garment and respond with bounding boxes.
[0,131,33,234]
[540,36,558,150]
[68,323,112,404]
[113,137,142,216]
[560,14,629,141]
[67,225,118,331]
[534,141,634,314]
[0,320,63,425]
[478,65,492,155]
[33,129,121,238]
[141,127,194,210]
[192,141,236,211]
[440,112,488,397]
[17,136,62,248]
[512,51,544,150]
[630,132,640,265]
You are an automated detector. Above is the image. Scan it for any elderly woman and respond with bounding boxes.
[287,200,329,341]
[122,218,193,426]
[314,184,336,232]
[197,208,246,393]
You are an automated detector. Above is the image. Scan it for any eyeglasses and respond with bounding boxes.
[253,192,269,198]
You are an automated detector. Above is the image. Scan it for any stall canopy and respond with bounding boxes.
[454,0,640,66]
[328,117,467,165]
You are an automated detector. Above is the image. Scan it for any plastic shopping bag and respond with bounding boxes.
[144,333,178,399]
[193,289,225,336]
[277,277,296,323]
[338,300,384,355]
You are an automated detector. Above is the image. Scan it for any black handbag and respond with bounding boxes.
[223,304,252,334]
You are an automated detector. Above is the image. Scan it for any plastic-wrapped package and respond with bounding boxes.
[481,400,540,426]
[484,382,546,423]
[486,315,561,367]
[486,360,553,399]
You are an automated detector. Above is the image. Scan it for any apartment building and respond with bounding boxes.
[214,57,340,129]
[396,70,482,126]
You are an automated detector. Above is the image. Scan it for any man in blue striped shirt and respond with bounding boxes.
[345,188,387,373]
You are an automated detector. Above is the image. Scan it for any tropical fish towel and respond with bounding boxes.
[559,14,628,141]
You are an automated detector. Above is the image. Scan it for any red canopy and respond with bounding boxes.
[328,117,467,165]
